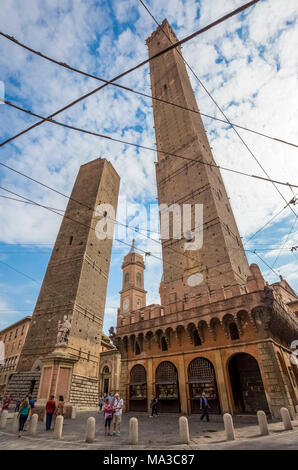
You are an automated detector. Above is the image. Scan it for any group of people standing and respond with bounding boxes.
[1,393,65,437]
[45,395,65,431]
[98,392,123,436]
[1,393,36,437]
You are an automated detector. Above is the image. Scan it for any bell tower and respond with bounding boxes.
[119,239,147,315]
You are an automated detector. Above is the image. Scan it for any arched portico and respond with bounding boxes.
[228,353,269,414]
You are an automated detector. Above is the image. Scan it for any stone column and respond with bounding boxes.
[147,358,153,413]
[214,350,230,414]
[177,355,188,414]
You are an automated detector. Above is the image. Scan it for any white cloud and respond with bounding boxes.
[0,0,297,330]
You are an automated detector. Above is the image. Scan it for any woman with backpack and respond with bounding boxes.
[18,396,30,437]
[102,397,114,436]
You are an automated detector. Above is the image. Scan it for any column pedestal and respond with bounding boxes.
[35,346,77,419]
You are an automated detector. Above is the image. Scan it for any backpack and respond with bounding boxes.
[105,405,114,419]
[150,399,154,409]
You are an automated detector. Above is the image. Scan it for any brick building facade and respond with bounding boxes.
[0,316,31,398]
[113,20,298,419]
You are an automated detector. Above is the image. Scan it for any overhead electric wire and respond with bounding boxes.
[1,28,297,149]
[271,217,297,268]
[1,97,297,190]
[0,184,294,293]
[244,193,298,243]
[138,0,297,219]
[0,1,260,150]
[250,250,282,278]
[0,184,248,292]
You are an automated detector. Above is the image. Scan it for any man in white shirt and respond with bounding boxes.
[112,393,124,436]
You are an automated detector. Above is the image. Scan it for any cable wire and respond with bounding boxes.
[1,98,297,189]
[138,0,297,219]
[0,1,260,150]
[1,26,297,149]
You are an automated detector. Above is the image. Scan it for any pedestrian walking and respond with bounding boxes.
[24,395,35,430]
[200,392,210,422]
[103,398,114,436]
[98,395,104,412]
[112,393,123,436]
[15,399,21,412]
[45,395,56,430]
[18,397,30,437]
[2,394,11,412]
[150,397,158,418]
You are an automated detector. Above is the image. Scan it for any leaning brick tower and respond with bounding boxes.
[146,19,251,306]
[7,158,120,410]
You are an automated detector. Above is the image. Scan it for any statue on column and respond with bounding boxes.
[56,314,72,345]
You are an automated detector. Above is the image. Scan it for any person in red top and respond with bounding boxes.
[2,394,11,412]
[45,395,56,431]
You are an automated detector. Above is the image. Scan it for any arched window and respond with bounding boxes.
[193,330,201,346]
[124,273,129,287]
[229,322,240,340]
[136,272,142,286]
[103,366,110,374]
[161,336,168,351]
[188,357,220,414]
[135,342,141,355]
[130,365,147,411]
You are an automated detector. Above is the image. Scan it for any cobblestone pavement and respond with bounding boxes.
[0,411,298,450]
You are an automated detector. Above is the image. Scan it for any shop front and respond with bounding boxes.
[155,361,180,413]
[129,364,147,412]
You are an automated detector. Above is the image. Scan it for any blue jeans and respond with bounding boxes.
[19,414,28,431]
[46,413,53,430]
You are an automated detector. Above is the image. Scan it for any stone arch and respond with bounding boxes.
[188,357,220,414]
[145,330,153,349]
[187,323,201,346]
[236,310,250,335]
[251,306,271,331]
[155,361,180,413]
[175,325,185,346]
[129,334,136,353]
[101,361,112,395]
[165,327,173,347]
[129,364,147,412]
[198,320,208,343]
[210,317,221,340]
[228,352,269,414]
[222,314,240,340]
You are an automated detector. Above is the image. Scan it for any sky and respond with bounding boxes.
[0,0,297,334]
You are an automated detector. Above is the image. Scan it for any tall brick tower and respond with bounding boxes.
[114,20,298,420]
[146,20,251,306]
[7,158,120,409]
